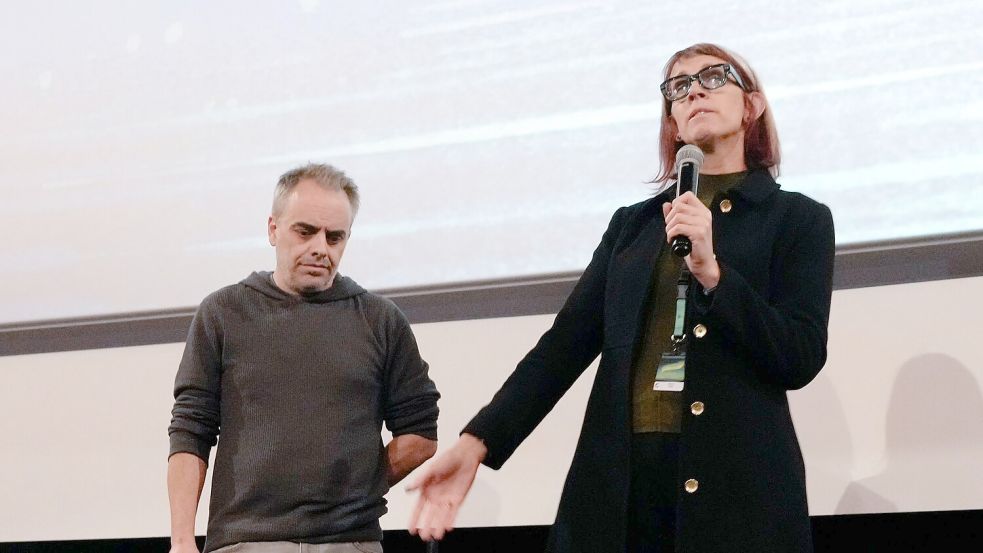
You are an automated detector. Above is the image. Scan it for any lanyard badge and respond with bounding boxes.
[654,269,690,392]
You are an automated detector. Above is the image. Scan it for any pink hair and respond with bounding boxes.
[653,43,781,183]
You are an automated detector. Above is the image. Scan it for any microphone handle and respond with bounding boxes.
[671,160,699,257]
[671,235,692,257]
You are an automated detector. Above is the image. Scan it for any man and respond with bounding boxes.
[168,163,439,553]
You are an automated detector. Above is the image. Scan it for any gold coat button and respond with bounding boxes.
[693,323,707,338]
[719,199,733,213]
[685,478,699,493]
[691,401,705,415]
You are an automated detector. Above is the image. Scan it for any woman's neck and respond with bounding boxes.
[694,131,747,175]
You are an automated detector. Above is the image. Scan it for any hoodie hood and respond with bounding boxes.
[242,271,366,304]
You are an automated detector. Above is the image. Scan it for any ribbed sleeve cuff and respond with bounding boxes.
[168,430,212,464]
[387,404,439,441]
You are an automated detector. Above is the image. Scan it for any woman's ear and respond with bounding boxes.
[744,91,766,124]
[668,117,681,142]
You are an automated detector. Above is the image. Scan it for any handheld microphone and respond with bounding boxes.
[671,144,705,257]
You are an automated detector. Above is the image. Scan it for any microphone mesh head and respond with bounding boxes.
[674,144,704,172]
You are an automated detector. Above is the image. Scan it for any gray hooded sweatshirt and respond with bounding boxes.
[169,271,439,552]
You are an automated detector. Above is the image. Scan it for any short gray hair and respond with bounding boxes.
[272,162,360,217]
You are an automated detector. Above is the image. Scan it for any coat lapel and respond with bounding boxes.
[604,192,671,347]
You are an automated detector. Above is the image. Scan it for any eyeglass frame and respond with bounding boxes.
[660,63,748,103]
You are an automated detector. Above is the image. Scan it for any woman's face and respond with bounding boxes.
[668,54,749,150]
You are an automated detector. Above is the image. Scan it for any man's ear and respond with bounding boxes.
[268,215,277,246]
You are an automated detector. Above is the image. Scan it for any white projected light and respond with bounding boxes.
[2,0,982,323]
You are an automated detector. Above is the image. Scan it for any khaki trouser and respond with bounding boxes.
[213,541,383,553]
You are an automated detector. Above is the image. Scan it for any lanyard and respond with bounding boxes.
[669,267,691,355]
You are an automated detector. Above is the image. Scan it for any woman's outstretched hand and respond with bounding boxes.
[407,433,488,541]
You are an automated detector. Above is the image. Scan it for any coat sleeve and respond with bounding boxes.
[168,295,224,463]
[382,305,440,440]
[695,200,835,390]
[463,207,628,469]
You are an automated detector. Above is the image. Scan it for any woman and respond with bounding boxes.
[409,43,835,553]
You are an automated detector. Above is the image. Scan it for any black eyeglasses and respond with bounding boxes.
[660,63,747,102]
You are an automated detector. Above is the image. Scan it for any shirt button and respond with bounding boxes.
[719,199,733,213]
[685,478,699,493]
[693,323,707,338]
[691,401,705,415]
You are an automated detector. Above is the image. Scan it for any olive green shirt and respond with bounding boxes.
[631,171,748,433]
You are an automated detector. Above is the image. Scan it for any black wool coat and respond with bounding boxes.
[464,170,835,553]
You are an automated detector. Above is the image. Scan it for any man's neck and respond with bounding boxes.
[271,271,297,296]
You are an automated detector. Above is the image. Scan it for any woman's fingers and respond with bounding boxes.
[412,495,458,541]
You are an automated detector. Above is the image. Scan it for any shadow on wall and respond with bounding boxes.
[790,371,854,512]
[837,353,983,513]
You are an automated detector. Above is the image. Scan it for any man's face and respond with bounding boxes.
[268,179,354,295]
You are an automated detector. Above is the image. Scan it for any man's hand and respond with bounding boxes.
[407,433,487,541]
[663,192,720,289]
